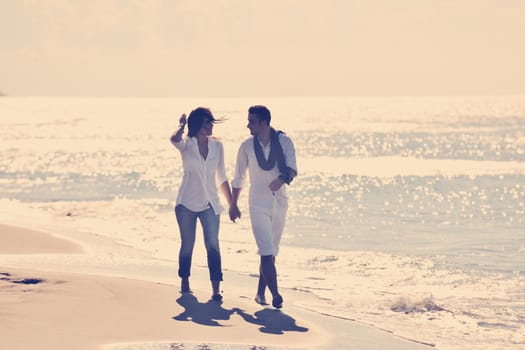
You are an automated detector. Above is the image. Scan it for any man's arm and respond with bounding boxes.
[270,135,297,191]
[229,187,242,222]
[229,142,248,222]
[282,135,297,178]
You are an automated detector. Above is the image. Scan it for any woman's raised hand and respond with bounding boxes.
[179,114,187,128]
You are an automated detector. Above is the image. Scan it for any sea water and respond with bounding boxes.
[0,96,524,349]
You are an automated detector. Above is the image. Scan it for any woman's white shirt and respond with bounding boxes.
[172,136,228,215]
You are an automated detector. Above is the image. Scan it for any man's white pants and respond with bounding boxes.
[249,200,288,256]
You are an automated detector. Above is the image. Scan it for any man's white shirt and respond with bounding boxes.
[232,133,297,212]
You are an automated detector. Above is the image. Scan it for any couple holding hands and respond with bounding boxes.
[170,105,297,309]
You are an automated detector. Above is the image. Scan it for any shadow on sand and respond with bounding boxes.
[172,293,235,327]
[172,293,309,335]
[234,308,309,335]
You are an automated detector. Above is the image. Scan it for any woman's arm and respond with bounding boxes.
[215,141,235,216]
[170,114,187,145]
[220,181,233,207]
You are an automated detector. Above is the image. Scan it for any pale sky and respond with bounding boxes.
[1,0,524,97]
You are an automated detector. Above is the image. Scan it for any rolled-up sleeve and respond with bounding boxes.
[281,135,297,174]
[216,142,228,184]
[231,141,248,189]
[171,137,186,152]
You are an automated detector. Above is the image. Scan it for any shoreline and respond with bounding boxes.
[0,224,84,254]
[0,223,432,350]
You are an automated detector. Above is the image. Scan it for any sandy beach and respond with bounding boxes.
[0,224,432,350]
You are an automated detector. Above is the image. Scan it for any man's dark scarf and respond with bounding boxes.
[253,128,295,185]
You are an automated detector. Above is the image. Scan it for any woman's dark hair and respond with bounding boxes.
[187,107,223,137]
[248,105,271,126]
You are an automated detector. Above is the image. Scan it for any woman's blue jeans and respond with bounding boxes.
[175,204,223,281]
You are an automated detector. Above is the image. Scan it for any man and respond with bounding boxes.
[229,105,297,309]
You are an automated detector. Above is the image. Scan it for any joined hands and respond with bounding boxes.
[229,204,241,223]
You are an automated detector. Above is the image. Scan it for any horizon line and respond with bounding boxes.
[2,92,525,99]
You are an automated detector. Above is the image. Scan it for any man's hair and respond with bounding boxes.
[187,107,217,137]
[248,105,271,126]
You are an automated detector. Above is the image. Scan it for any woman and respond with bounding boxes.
[170,107,233,301]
